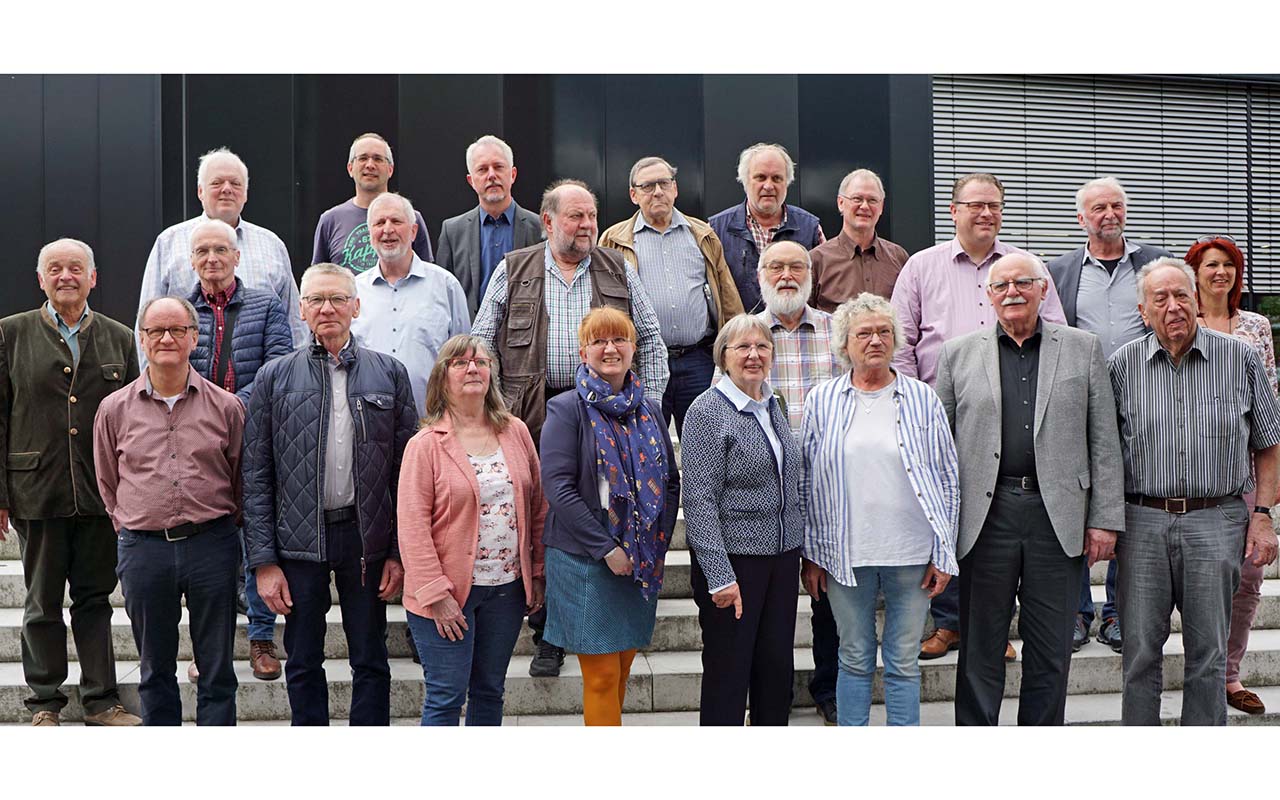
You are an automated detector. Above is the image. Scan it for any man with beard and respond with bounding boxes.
[351,192,470,418]
[313,133,434,274]
[472,178,668,678]
[599,156,744,434]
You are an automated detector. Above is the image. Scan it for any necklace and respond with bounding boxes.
[854,380,894,414]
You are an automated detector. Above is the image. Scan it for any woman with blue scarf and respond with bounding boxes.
[539,307,680,725]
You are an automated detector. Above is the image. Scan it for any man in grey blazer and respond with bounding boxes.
[435,135,544,317]
[935,252,1124,725]
[1046,176,1170,652]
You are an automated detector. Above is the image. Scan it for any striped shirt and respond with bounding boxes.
[139,213,309,355]
[471,245,669,399]
[631,209,711,347]
[758,307,842,437]
[801,371,960,583]
[1109,326,1280,498]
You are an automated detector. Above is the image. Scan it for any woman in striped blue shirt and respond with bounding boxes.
[800,292,960,726]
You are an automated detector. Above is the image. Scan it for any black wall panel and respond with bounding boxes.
[0,75,47,314]
[702,75,801,216]
[887,75,934,253]
[548,76,607,200]
[501,75,555,217]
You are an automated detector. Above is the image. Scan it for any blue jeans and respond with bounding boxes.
[1118,500,1246,726]
[240,530,276,642]
[116,516,239,726]
[1078,558,1118,624]
[826,564,931,726]
[406,581,527,726]
[664,345,715,436]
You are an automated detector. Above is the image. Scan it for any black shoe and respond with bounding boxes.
[406,626,420,665]
[529,640,565,677]
[1072,614,1089,652]
[1097,617,1122,652]
[814,698,837,726]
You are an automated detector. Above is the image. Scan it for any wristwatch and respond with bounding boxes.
[1254,505,1272,515]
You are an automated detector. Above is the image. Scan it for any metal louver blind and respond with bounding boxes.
[932,75,1280,294]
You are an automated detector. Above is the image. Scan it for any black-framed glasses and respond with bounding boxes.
[988,277,1044,293]
[1196,234,1238,244]
[447,356,492,370]
[632,178,674,195]
[586,336,633,350]
[957,200,1004,213]
[141,325,196,341]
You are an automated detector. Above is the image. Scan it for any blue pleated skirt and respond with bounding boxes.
[543,546,658,654]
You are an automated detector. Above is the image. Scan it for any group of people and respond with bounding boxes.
[1,130,1276,728]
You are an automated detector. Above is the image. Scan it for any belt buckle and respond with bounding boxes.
[1020,477,1034,491]
[163,527,189,542]
[1165,497,1188,515]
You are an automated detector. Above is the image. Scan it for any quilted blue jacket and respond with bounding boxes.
[188,278,294,406]
[242,336,418,570]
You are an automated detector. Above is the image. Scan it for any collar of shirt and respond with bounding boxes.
[747,204,788,234]
[313,336,355,367]
[203,279,239,307]
[44,300,89,332]
[996,317,1044,344]
[1081,238,1141,269]
[370,253,429,287]
[947,237,1013,267]
[483,202,516,226]
[542,243,591,280]
[203,213,244,238]
[141,366,200,398]
[1143,326,1209,364]
[634,207,689,235]
[837,229,878,256]
[762,305,818,331]
[716,373,774,414]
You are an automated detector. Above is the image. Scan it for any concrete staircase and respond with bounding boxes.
[4,513,1280,725]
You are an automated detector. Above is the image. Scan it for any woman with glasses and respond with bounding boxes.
[800,293,959,725]
[396,334,546,725]
[682,313,804,725]
[539,307,680,725]
[1185,236,1278,716]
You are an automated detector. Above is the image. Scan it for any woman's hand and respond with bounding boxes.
[712,582,743,619]
[604,546,633,577]
[801,558,827,600]
[430,594,469,641]
[528,577,546,614]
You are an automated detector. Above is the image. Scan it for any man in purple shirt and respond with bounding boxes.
[312,132,433,274]
[889,172,1066,660]
[94,296,246,725]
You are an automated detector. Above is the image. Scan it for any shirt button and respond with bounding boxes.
[172,481,178,487]
[69,396,77,404]
[63,366,72,374]
[69,427,78,436]
[170,453,176,459]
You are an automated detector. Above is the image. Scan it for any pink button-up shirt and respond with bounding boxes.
[890,238,1066,386]
[93,367,244,532]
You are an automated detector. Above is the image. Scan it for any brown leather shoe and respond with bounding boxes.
[1228,688,1266,715]
[250,640,283,681]
[84,704,142,726]
[31,710,60,727]
[1005,641,1017,662]
[187,661,199,683]
[919,628,961,659]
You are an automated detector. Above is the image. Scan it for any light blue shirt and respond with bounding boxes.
[631,209,711,347]
[350,254,471,417]
[46,301,89,367]
[1074,238,1146,360]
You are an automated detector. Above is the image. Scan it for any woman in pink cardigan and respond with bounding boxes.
[397,335,546,725]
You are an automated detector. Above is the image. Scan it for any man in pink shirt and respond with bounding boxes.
[889,173,1066,659]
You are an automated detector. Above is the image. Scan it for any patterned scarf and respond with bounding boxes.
[575,362,670,599]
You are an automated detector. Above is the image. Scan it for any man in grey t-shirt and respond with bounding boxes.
[312,132,433,274]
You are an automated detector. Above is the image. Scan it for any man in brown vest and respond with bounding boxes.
[472,178,669,677]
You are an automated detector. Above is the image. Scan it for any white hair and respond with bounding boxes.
[138,295,198,329]
[300,262,358,297]
[983,252,1049,289]
[367,192,416,226]
[736,143,795,186]
[837,168,885,197]
[756,240,812,272]
[1136,257,1198,305]
[1075,176,1128,215]
[347,133,393,166]
[189,219,238,250]
[36,238,95,274]
[831,292,904,371]
[712,314,775,371]
[465,135,514,173]
[196,147,249,189]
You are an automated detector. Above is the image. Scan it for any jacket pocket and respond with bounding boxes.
[596,283,631,314]
[357,393,394,443]
[101,364,125,382]
[506,302,537,348]
[6,451,39,471]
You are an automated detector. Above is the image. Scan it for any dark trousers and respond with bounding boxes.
[116,517,239,725]
[929,575,961,631]
[14,516,120,716]
[663,344,715,437]
[1078,559,1118,624]
[278,518,390,725]
[691,548,800,726]
[956,485,1081,726]
[808,590,839,705]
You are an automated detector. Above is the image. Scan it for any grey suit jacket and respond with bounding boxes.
[436,202,544,318]
[1046,241,1172,326]
[934,321,1125,560]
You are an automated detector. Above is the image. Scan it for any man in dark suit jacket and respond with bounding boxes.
[435,135,544,318]
[1045,176,1170,655]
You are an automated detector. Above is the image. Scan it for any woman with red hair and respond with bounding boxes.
[1186,235,1278,715]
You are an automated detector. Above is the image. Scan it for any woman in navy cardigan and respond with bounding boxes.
[681,312,804,726]
[539,308,680,725]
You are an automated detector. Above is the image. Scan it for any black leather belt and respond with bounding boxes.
[324,506,357,525]
[997,475,1039,492]
[668,336,714,360]
[136,514,232,542]
[1125,494,1236,514]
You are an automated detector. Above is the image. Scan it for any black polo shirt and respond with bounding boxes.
[997,319,1041,478]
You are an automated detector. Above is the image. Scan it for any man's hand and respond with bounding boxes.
[1245,513,1279,567]
[604,546,633,577]
[0,508,9,541]
[255,564,293,615]
[429,594,469,641]
[527,577,546,615]
[920,565,951,599]
[1084,528,1118,567]
[378,559,404,601]
[800,558,827,600]
[712,582,743,619]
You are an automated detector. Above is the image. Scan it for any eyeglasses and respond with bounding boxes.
[192,245,235,258]
[632,179,674,195]
[728,342,773,356]
[839,194,882,208]
[988,277,1043,293]
[1196,234,1237,244]
[762,261,810,275]
[141,325,196,341]
[352,154,389,165]
[853,328,894,342]
[447,357,492,370]
[586,336,633,350]
[303,294,353,310]
[957,201,1004,213]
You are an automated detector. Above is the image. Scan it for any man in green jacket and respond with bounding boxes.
[0,238,141,726]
